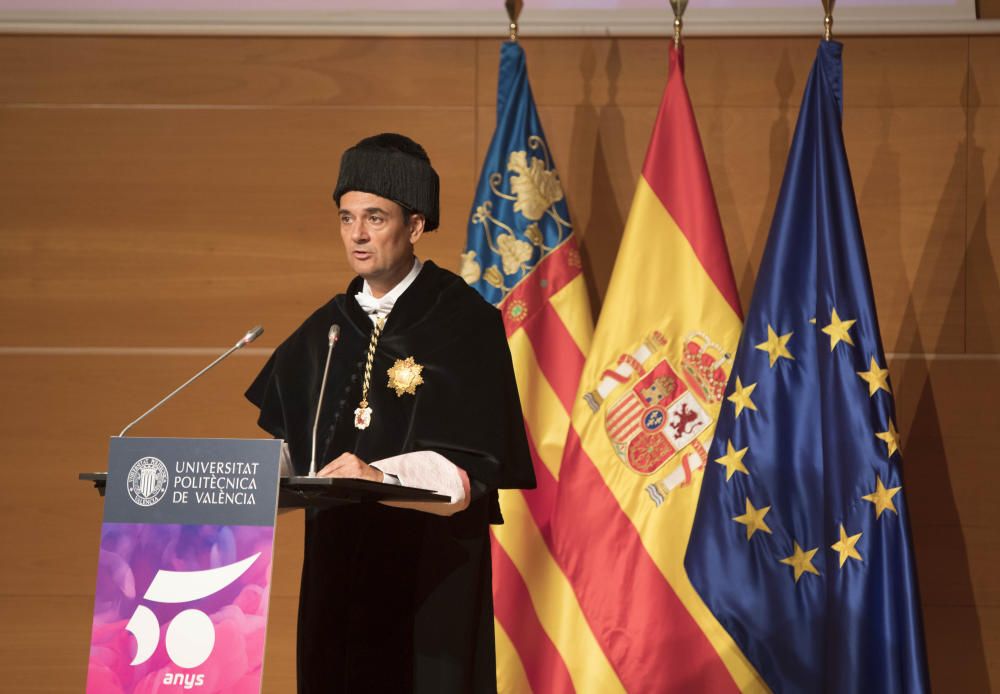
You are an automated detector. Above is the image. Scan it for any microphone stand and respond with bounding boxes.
[309,324,340,477]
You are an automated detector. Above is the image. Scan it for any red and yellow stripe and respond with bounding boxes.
[492,237,625,692]
[546,45,766,692]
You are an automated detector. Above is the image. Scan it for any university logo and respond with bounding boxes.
[126,456,169,507]
[585,331,731,506]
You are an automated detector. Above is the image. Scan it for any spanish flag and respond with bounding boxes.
[550,44,767,690]
[460,41,607,691]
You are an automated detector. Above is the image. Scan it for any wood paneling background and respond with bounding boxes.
[0,33,997,692]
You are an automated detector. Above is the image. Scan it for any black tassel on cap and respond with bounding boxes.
[332,133,441,232]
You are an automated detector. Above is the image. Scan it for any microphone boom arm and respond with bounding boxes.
[117,326,263,438]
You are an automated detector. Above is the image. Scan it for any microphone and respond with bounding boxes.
[117,325,264,438]
[309,324,341,477]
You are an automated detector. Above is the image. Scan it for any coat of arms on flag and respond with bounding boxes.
[585,330,732,503]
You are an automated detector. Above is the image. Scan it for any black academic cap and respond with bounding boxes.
[333,133,441,232]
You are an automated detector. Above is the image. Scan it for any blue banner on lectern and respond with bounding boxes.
[86,437,281,694]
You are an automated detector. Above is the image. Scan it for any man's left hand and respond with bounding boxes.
[317,452,385,483]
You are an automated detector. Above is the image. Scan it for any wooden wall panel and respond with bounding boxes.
[692,36,968,108]
[697,106,797,305]
[0,37,476,107]
[971,36,1000,107]
[0,597,94,693]
[923,605,998,693]
[0,107,475,348]
[1,32,998,692]
[892,355,1000,688]
[683,38,816,107]
[896,357,1000,571]
[261,596,300,692]
[476,38,675,108]
[0,355,304,594]
[967,37,999,353]
[967,106,1000,352]
[476,36,967,110]
[980,0,1000,19]
[835,37,968,107]
[845,107,968,353]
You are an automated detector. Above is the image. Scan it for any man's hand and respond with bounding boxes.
[317,452,385,483]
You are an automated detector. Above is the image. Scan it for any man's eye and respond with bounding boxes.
[340,216,352,224]
[369,215,384,224]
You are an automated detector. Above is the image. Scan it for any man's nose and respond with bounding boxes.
[351,224,370,243]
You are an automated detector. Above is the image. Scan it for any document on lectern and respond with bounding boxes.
[85,437,281,694]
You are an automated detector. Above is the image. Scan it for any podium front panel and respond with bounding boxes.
[85,437,281,694]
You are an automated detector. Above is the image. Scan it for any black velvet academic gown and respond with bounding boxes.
[245,261,535,693]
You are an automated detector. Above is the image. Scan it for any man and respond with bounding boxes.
[246,133,535,693]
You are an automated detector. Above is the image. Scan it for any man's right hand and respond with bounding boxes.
[317,452,385,483]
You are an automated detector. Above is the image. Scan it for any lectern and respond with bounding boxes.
[80,436,445,693]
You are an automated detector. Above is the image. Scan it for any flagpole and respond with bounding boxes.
[505,0,522,40]
[822,0,836,40]
[669,0,688,47]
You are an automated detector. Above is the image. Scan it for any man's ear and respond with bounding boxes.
[408,213,426,244]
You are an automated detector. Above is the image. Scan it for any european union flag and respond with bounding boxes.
[685,41,929,693]
[461,40,575,308]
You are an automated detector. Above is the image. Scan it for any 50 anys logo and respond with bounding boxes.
[125,553,260,670]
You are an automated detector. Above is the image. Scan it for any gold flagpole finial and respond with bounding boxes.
[506,0,523,40]
[670,0,689,48]
[822,0,835,40]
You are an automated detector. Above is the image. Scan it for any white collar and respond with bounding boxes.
[354,258,423,321]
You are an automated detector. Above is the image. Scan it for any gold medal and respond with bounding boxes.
[387,357,424,396]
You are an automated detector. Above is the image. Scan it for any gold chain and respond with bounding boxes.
[358,317,386,410]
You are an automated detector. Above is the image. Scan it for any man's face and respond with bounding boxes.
[338,191,425,295]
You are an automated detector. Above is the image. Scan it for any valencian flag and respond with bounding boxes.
[550,44,766,691]
[685,40,929,692]
[461,41,602,692]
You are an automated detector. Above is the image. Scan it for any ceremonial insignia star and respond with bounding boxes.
[715,439,750,481]
[875,419,901,457]
[755,325,795,367]
[386,356,424,396]
[733,498,772,540]
[862,475,901,519]
[821,308,856,351]
[831,524,863,567]
[857,356,891,396]
[727,377,758,418]
[780,541,821,582]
